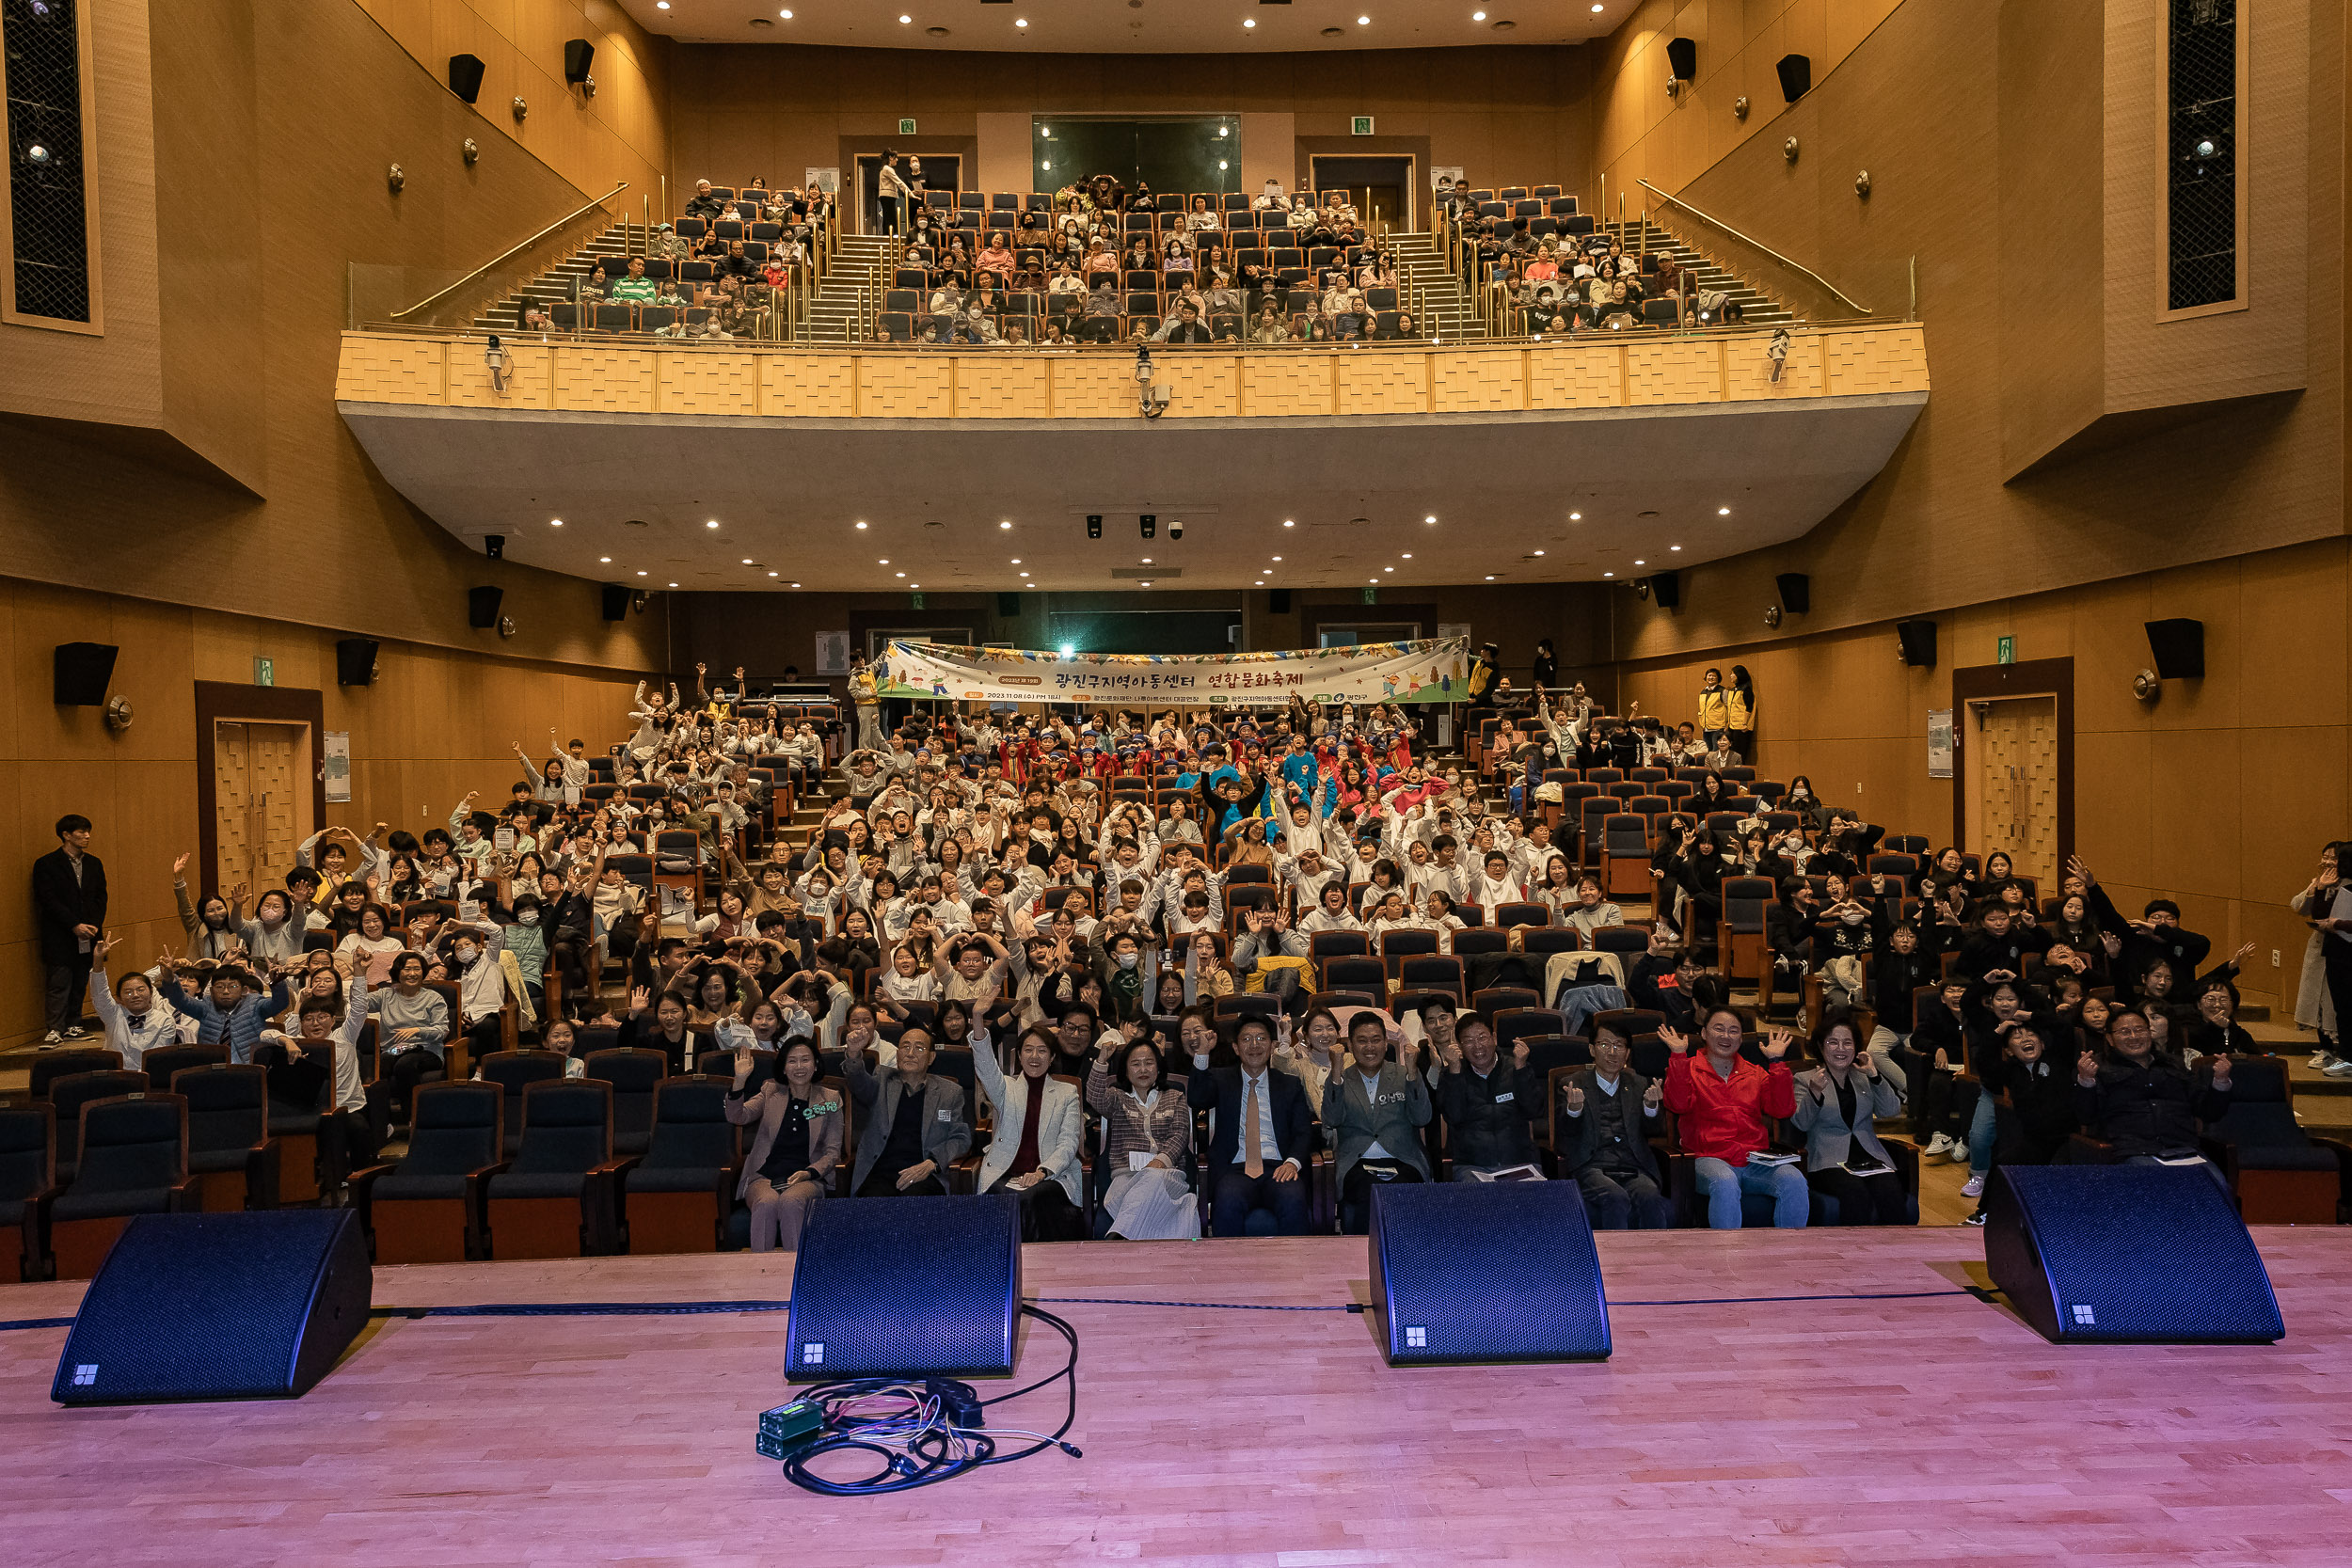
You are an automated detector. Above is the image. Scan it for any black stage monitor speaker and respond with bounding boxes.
[1775,572,1811,614]
[53,641,118,705]
[601,584,631,622]
[1776,52,1812,102]
[335,637,379,687]
[1665,36,1697,80]
[787,1195,1022,1381]
[52,1210,373,1404]
[997,592,1022,617]
[1647,570,1680,610]
[1985,1165,2280,1344]
[448,53,486,103]
[1269,588,1292,614]
[564,38,595,85]
[1369,1181,1611,1366]
[1897,618,1937,666]
[468,585,503,629]
[2145,617,2205,680]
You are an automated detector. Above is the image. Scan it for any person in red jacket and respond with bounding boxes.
[1661,1005,1808,1228]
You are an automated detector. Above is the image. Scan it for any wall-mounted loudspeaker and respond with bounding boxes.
[1896,618,1938,666]
[1776,53,1812,102]
[2144,618,2205,680]
[54,643,119,706]
[1647,570,1680,610]
[1775,572,1810,614]
[447,54,485,104]
[600,585,630,623]
[1665,36,1696,80]
[468,586,504,630]
[563,39,595,85]
[335,639,379,687]
[996,593,1022,617]
[1268,589,1292,614]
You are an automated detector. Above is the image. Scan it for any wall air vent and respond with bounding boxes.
[1110,567,1181,579]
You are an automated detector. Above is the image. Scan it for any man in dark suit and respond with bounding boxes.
[842,1025,972,1196]
[34,814,106,1044]
[1197,1014,1314,1235]
[1560,1021,1672,1227]
[1155,303,1216,345]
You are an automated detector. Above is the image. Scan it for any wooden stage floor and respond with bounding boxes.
[7,1228,2352,1567]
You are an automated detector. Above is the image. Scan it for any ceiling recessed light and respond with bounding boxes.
[599,556,612,563]
[1140,580,1152,588]
[768,571,778,577]
[855,521,868,530]
[548,517,563,527]
[1670,545,1682,551]
[898,13,911,22]
[706,519,719,529]
[1141,558,1152,563]
[1603,571,1614,578]
[780,8,792,16]
[1486,575,1495,580]
[1019,571,1029,578]
[1271,555,1282,562]
[1015,17,1026,25]
[1368,578,1378,583]
[741,558,754,564]
[1533,549,1546,557]
[1281,518,1295,527]
[1718,506,1732,515]
[1383,566,1394,573]
[909,583,919,588]
[669,582,678,588]
[1472,8,1486,17]
[1424,515,1437,523]
[1358,14,1371,24]
[636,570,647,576]
[1569,511,1582,520]
[1401,552,1412,559]
[999,519,1012,529]
[790,582,800,588]
[879,559,889,564]
[1243,16,1256,25]
[655,1,668,8]
[1634,559,1645,565]
[1591,3,1603,10]
[1011,558,1022,563]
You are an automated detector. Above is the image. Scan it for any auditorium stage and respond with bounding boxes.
[8,1228,2351,1567]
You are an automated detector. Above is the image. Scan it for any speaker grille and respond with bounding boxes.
[1369,1182,1610,1364]
[787,1195,1022,1379]
[1991,1165,2281,1344]
[53,1211,371,1404]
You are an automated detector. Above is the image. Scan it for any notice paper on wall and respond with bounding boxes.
[323,731,351,802]
[1927,708,1954,779]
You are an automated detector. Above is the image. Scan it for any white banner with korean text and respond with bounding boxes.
[874,638,1471,707]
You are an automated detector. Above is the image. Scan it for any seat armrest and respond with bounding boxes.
[167,1178,204,1212]
[21,1183,63,1281]
[245,1137,282,1211]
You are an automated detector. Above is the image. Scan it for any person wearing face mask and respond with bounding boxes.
[441,919,511,1064]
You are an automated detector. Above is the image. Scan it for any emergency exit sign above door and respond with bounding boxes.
[1352,117,1375,135]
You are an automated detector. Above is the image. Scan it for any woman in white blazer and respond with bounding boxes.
[971,1023,1088,1242]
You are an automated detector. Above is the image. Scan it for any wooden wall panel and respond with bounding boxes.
[657,351,761,415]
[762,354,856,416]
[1335,354,1429,416]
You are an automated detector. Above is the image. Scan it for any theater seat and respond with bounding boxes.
[173,1062,278,1212]
[2199,1058,2350,1224]
[0,1101,58,1283]
[585,1047,669,1155]
[486,1080,627,1259]
[352,1081,503,1265]
[44,1094,197,1280]
[619,1076,740,1255]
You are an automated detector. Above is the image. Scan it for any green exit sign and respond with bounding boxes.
[911,592,927,610]
[253,657,275,688]
[1361,586,1378,605]
[898,118,917,135]
[1352,116,1375,136]
[1996,635,2014,665]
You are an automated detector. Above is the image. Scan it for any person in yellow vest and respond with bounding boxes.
[850,657,884,751]
[1696,667,1731,744]
[1725,665,1756,761]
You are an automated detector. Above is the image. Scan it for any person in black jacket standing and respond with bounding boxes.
[34,814,106,1044]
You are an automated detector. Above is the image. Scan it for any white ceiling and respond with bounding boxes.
[338,396,1924,593]
[621,0,1619,54]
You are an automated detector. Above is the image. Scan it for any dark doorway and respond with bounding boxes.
[1033,117,1241,204]
[1310,155,1415,230]
[854,153,963,235]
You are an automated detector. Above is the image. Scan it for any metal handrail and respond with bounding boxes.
[1637,179,1870,317]
[391,182,629,320]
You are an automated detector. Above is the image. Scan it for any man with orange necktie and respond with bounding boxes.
[1195,1014,1314,1235]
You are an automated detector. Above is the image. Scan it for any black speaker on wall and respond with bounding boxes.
[2145,618,2205,680]
[1268,588,1293,614]
[1774,573,1811,614]
[997,592,1022,617]
[564,38,595,85]
[1776,53,1813,103]
[600,584,631,622]
[52,1211,373,1404]
[1369,1182,1610,1366]
[1896,618,1938,666]
[787,1196,1021,1381]
[53,641,119,706]
[1664,36,1697,81]
[447,53,486,103]
[1983,1164,2281,1345]
[335,638,379,687]
[468,586,504,629]
[1646,570,1680,610]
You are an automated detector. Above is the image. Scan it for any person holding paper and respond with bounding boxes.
[1661,1006,1807,1228]
[1085,1032,1199,1240]
[1789,1008,1908,1225]
[1434,1012,1546,1180]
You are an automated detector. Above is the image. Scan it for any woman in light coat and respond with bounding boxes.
[972,1023,1087,1241]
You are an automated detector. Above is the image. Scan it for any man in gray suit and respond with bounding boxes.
[1323,1012,1433,1234]
[1561,1021,1673,1228]
[843,1025,972,1196]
